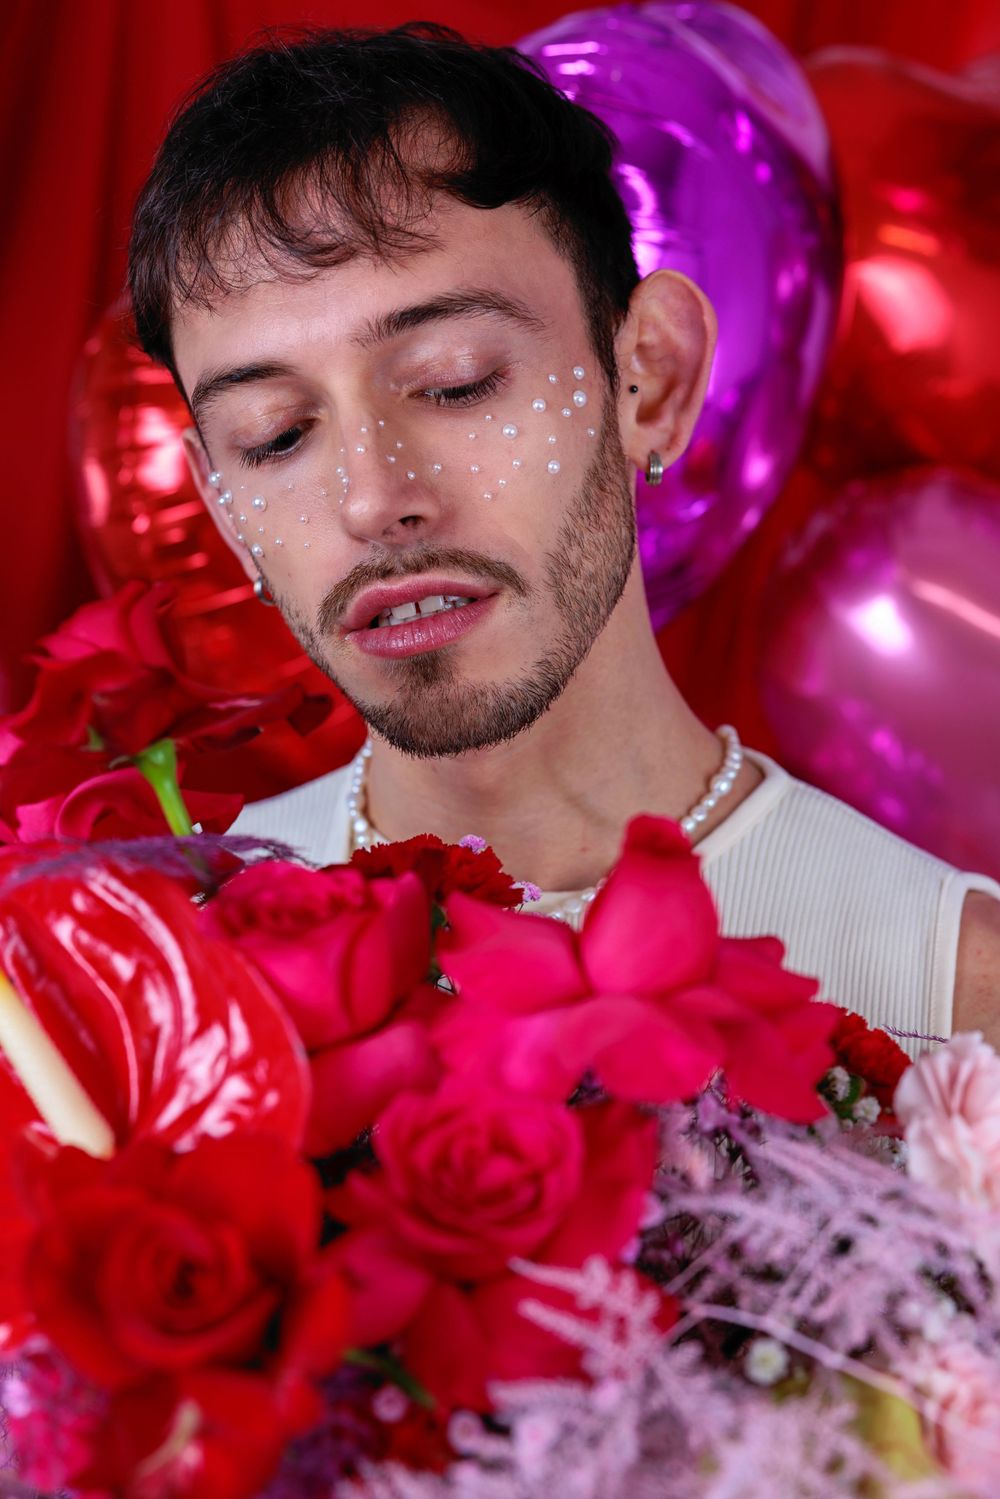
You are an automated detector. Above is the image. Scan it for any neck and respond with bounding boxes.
[362,564,762,891]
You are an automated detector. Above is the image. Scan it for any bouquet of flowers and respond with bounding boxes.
[1,812,999,1499]
[1,582,999,1497]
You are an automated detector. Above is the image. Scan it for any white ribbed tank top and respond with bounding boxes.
[229,747,1000,1055]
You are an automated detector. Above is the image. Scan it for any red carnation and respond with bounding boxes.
[351,832,524,908]
[830,1010,912,1110]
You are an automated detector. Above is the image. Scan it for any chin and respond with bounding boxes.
[351,649,580,758]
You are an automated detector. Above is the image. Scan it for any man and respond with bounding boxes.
[129,23,1000,1050]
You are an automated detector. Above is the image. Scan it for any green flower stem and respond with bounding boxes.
[344,1348,436,1409]
[134,739,195,838]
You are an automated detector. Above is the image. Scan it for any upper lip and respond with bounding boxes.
[342,577,497,632]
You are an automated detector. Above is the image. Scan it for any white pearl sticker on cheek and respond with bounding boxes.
[208,361,597,536]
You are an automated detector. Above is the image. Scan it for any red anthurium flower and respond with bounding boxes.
[0,861,310,1152]
[436,815,835,1122]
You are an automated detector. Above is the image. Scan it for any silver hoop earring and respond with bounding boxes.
[645,450,665,486]
[253,575,276,607]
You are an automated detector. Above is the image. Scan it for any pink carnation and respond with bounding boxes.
[894,1032,1000,1211]
[905,1336,1000,1491]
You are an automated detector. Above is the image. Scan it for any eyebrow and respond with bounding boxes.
[189,289,547,424]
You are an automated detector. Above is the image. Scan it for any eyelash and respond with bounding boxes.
[237,371,508,468]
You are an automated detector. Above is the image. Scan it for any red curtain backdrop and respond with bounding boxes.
[2,0,999,715]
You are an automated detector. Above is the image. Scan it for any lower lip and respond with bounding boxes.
[347,594,499,657]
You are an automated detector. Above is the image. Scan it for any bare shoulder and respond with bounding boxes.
[953,891,1000,1047]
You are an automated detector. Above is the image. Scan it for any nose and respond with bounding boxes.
[337,437,445,546]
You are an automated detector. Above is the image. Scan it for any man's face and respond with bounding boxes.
[173,199,637,758]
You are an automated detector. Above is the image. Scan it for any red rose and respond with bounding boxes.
[331,1097,659,1410]
[25,1133,348,1393]
[830,1009,912,1109]
[334,1082,586,1280]
[203,861,436,1153]
[0,581,332,842]
[351,833,523,908]
[3,581,328,760]
[436,815,836,1124]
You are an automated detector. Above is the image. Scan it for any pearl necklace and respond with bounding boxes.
[346,724,744,926]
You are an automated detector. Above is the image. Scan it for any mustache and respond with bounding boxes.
[317,546,528,637]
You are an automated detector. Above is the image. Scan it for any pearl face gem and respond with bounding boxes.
[572,389,587,407]
[586,427,596,437]
[208,471,221,486]
[431,463,442,474]
[502,423,518,439]
[532,398,547,412]
[547,374,558,383]
[252,495,266,510]
[512,458,523,469]
[387,454,396,463]
[470,464,480,474]
[573,366,585,379]
[406,470,416,480]
[561,407,572,417]
[298,515,308,523]
[251,543,264,557]
[547,460,561,474]
[548,435,557,444]
[355,445,366,454]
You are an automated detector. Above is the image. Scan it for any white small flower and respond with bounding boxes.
[825,1065,851,1100]
[372,1384,409,1422]
[745,1337,789,1386]
[854,1094,881,1124]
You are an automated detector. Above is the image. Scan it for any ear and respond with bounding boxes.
[615,270,718,475]
[181,427,258,582]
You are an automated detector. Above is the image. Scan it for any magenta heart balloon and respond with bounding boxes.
[518,1,842,624]
[759,468,1000,881]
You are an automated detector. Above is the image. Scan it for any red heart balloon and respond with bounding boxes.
[807,48,1000,482]
[71,306,364,798]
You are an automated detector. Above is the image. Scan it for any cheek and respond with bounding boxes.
[207,360,600,558]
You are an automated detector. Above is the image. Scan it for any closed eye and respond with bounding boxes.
[239,424,308,469]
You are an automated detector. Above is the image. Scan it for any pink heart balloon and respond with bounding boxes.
[518,1,842,624]
[759,468,1000,880]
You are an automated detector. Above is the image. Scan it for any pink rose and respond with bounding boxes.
[331,1097,660,1411]
[895,1032,1000,1211]
[905,1337,1000,1490]
[203,862,436,1153]
[333,1082,586,1279]
[436,815,834,1123]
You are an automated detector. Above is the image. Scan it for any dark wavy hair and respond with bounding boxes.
[128,22,640,390]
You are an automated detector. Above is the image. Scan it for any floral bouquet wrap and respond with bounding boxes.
[0,588,999,1498]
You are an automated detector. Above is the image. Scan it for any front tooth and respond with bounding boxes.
[416,595,446,616]
[388,600,419,623]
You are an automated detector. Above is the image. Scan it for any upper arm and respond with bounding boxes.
[952,891,1000,1048]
